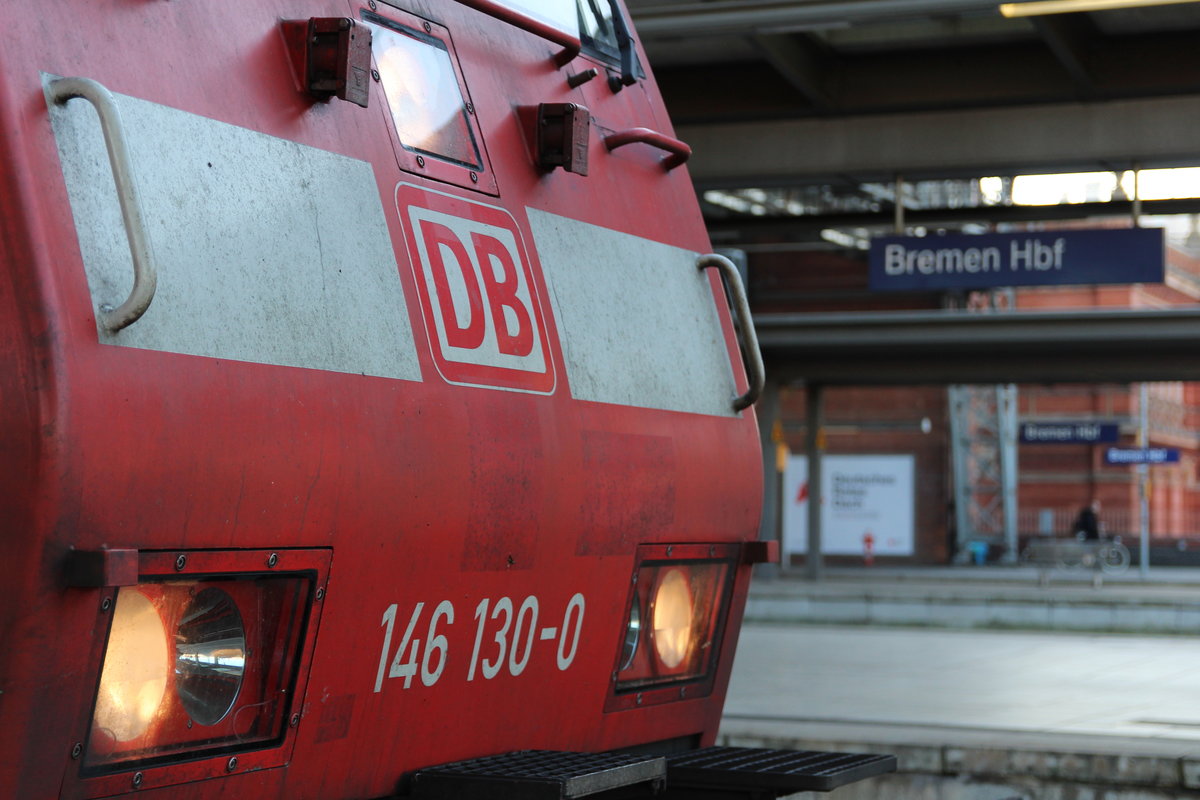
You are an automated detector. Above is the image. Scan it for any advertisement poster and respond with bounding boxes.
[783,454,915,556]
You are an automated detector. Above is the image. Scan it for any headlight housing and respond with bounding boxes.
[608,544,737,709]
[86,577,305,769]
[74,549,329,798]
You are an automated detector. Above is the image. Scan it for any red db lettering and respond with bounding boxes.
[399,183,556,394]
[472,232,533,357]
[421,220,485,350]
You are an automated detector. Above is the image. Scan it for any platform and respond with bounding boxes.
[724,573,1200,799]
[747,565,1200,633]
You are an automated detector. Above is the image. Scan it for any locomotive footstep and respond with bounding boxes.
[409,750,667,799]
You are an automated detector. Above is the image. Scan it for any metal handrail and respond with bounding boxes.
[455,0,581,65]
[699,253,764,411]
[49,77,156,332]
[603,127,691,170]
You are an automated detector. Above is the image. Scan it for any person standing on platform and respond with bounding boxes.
[1074,499,1101,541]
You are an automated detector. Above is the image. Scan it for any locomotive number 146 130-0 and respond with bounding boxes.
[373,593,587,692]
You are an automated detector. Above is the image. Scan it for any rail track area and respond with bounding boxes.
[724,571,1200,799]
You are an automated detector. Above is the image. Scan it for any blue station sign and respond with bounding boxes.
[868,228,1164,291]
[1103,447,1180,465]
[1020,421,1119,444]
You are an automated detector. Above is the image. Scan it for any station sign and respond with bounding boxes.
[868,228,1163,291]
[1019,421,1119,444]
[1103,447,1180,465]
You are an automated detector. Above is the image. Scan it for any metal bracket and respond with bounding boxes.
[537,103,590,175]
[741,540,779,565]
[282,18,371,108]
[64,548,139,588]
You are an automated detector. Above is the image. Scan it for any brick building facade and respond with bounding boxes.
[760,229,1200,565]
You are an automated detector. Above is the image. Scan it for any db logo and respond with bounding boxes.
[397,184,557,393]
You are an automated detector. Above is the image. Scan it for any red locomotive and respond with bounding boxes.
[0,0,890,796]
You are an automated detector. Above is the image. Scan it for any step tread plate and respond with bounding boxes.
[413,749,667,800]
[667,746,897,792]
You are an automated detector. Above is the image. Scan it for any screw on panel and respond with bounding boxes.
[368,0,377,8]
[465,102,474,114]
[416,156,425,168]
[290,713,301,728]
[470,172,479,183]
[315,587,325,601]
[227,756,239,772]
[71,742,82,759]
[423,21,432,32]
[635,693,643,706]
[267,553,278,568]
[709,545,716,556]
[631,572,638,584]
[100,597,112,612]
[666,546,673,557]
[679,686,687,698]
[371,69,381,82]
[175,554,187,571]
[132,772,143,789]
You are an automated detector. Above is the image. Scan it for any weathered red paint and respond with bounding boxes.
[0,1,762,798]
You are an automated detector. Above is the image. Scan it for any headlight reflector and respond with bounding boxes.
[619,598,641,672]
[175,587,246,726]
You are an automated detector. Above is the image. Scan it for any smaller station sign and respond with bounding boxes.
[1103,447,1180,465]
[869,228,1163,291]
[1019,421,1119,444]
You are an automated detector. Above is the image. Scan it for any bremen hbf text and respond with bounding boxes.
[884,237,1067,276]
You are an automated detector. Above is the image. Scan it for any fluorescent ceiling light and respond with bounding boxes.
[1001,0,1200,16]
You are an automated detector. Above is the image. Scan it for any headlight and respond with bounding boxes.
[652,568,693,668]
[92,590,170,743]
[84,574,310,772]
[610,544,737,707]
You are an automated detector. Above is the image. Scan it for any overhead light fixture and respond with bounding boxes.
[1001,0,1200,16]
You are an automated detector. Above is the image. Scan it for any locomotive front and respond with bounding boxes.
[0,0,884,797]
